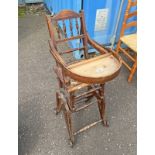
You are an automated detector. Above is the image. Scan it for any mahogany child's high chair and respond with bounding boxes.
[46,10,122,146]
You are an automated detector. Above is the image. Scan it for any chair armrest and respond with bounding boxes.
[48,40,66,67]
[87,34,108,54]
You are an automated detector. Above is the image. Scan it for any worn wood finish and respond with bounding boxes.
[116,0,137,82]
[59,47,85,55]
[62,20,67,38]
[52,10,81,21]
[80,10,89,59]
[55,20,61,39]
[64,52,121,84]
[56,34,85,44]
[68,54,121,80]
[46,10,122,146]
[75,18,79,35]
[69,19,73,36]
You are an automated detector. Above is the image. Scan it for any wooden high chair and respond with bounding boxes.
[116,0,137,82]
[46,10,122,146]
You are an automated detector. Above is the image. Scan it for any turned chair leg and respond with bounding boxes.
[55,91,63,114]
[97,85,109,127]
[128,59,137,82]
[98,97,109,127]
[63,103,75,146]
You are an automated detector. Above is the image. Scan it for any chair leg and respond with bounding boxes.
[63,103,75,146]
[69,92,75,110]
[98,99,109,127]
[116,40,121,54]
[128,59,137,82]
[85,86,93,102]
[97,85,109,127]
[55,77,64,114]
[55,91,63,114]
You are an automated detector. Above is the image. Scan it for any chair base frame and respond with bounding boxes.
[46,9,121,147]
[55,82,109,147]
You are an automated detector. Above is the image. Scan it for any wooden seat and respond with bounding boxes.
[46,10,122,146]
[120,33,137,52]
[68,53,121,83]
[116,0,137,82]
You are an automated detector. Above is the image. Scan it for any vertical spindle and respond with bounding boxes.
[62,20,67,38]
[55,21,61,39]
[69,19,73,36]
[75,18,79,35]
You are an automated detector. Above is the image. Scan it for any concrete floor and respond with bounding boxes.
[18,15,137,155]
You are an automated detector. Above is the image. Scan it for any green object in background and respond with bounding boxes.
[18,7,26,17]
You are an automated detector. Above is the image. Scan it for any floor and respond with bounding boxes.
[18,15,137,155]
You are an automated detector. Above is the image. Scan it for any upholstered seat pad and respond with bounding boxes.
[120,33,137,52]
[68,53,120,79]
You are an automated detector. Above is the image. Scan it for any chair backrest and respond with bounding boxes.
[46,10,89,59]
[120,0,137,37]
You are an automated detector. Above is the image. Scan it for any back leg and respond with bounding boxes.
[97,85,109,127]
[128,59,137,82]
[62,96,75,147]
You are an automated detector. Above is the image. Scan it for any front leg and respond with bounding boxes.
[55,91,63,114]
[97,84,109,127]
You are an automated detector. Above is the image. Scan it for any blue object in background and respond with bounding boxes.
[18,0,43,4]
[25,0,43,3]
[44,0,81,14]
[83,0,136,45]
[44,0,137,59]
[18,0,25,4]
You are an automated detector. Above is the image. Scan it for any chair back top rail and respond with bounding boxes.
[52,10,82,21]
[46,10,88,59]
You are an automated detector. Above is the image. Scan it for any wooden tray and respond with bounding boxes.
[66,52,122,84]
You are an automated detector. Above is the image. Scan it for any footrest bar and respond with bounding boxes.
[75,86,102,99]
[74,102,94,112]
[74,119,102,136]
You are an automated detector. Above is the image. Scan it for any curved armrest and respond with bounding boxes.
[87,34,108,54]
[48,40,66,67]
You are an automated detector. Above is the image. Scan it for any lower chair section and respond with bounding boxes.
[55,84,109,147]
